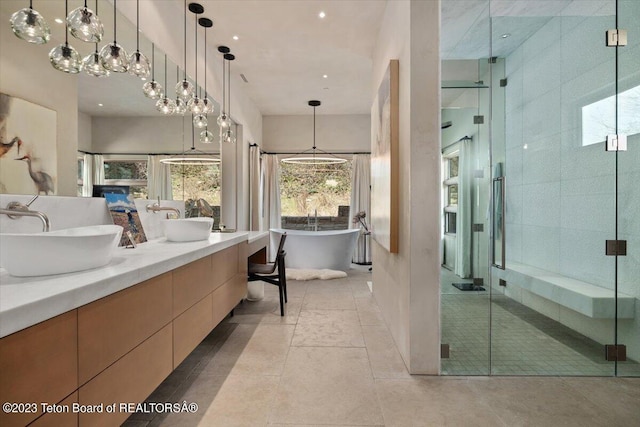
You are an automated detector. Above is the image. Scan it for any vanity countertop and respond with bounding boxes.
[0,231,252,338]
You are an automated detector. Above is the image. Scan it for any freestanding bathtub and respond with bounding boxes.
[269,228,360,271]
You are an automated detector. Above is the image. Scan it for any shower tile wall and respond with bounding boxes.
[503,2,640,363]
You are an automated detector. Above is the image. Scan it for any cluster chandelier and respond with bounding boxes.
[282,100,347,165]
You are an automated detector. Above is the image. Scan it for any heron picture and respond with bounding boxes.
[0,93,57,195]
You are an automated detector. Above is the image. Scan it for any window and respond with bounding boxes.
[582,84,640,146]
[443,155,459,234]
[170,163,221,205]
[104,159,148,199]
[77,157,84,196]
[280,161,352,228]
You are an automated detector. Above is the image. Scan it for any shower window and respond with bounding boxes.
[443,155,459,235]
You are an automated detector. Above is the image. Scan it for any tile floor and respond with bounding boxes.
[123,267,640,427]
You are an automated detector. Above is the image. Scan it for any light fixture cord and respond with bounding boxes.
[194,12,198,89]
[151,43,155,80]
[113,0,117,44]
[221,54,226,114]
[136,0,140,51]
[228,59,231,117]
[191,114,196,150]
[29,0,32,10]
[84,0,87,8]
[164,54,168,93]
[94,0,98,53]
[203,26,207,99]
[183,0,187,79]
[65,0,69,45]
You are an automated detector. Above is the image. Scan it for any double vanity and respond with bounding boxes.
[0,227,269,427]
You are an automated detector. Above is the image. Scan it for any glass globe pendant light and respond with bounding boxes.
[67,0,103,43]
[174,65,188,115]
[10,0,50,44]
[128,0,150,79]
[142,44,163,99]
[199,17,215,115]
[49,0,81,74]
[200,128,215,144]
[99,0,129,73]
[187,4,205,114]
[81,0,109,77]
[156,55,176,115]
[176,1,195,101]
[217,46,231,131]
[220,52,236,143]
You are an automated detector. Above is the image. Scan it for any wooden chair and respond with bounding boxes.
[248,233,288,316]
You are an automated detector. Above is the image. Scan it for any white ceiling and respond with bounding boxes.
[2,0,615,118]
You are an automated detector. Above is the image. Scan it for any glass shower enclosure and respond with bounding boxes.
[440,0,639,377]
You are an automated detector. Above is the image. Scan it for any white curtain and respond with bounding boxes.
[249,145,261,230]
[260,154,281,231]
[455,139,472,278]
[349,154,371,264]
[92,154,105,190]
[81,153,94,197]
[147,155,173,200]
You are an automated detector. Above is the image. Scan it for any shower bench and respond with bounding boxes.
[493,262,635,319]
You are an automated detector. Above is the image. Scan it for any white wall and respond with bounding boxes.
[262,114,370,153]
[371,0,441,374]
[0,3,78,197]
[78,112,93,152]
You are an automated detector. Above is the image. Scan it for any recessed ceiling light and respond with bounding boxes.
[523,143,528,149]
[54,18,64,24]
[98,103,103,107]
[501,33,510,38]
[232,35,239,40]
[318,11,326,18]
[322,74,328,79]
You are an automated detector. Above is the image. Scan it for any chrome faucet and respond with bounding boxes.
[146,197,180,219]
[0,195,51,232]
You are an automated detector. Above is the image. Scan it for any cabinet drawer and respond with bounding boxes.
[78,325,172,427]
[173,256,213,317]
[0,310,78,427]
[173,294,213,368]
[29,392,78,427]
[211,245,240,290]
[212,274,247,327]
[78,272,172,385]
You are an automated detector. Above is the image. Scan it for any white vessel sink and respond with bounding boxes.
[163,218,213,242]
[0,225,123,277]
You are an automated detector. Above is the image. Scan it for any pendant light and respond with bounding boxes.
[199,17,214,115]
[10,0,50,44]
[175,65,188,115]
[187,3,205,115]
[128,0,150,79]
[176,0,195,101]
[99,0,129,73]
[281,100,347,165]
[216,46,231,131]
[142,44,163,99]
[156,55,176,115]
[48,0,81,74]
[160,115,220,165]
[67,0,103,43]
[221,53,236,144]
[199,17,214,143]
[81,0,109,77]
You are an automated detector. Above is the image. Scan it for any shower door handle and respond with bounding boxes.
[492,176,506,270]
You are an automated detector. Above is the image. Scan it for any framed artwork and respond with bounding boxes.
[105,193,147,246]
[0,93,57,195]
[371,59,399,253]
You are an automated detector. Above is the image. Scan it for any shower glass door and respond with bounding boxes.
[616,0,640,377]
[489,0,620,375]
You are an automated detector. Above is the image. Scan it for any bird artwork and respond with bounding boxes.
[15,154,54,195]
[0,136,22,158]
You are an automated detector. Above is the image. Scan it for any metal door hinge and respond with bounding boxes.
[605,344,627,361]
[606,29,628,47]
[499,279,507,287]
[472,223,484,232]
[606,240,627,256]
[500,78,508,87]
[441,344,450,359]
[606,134,627,152]
[474,115,484,124]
